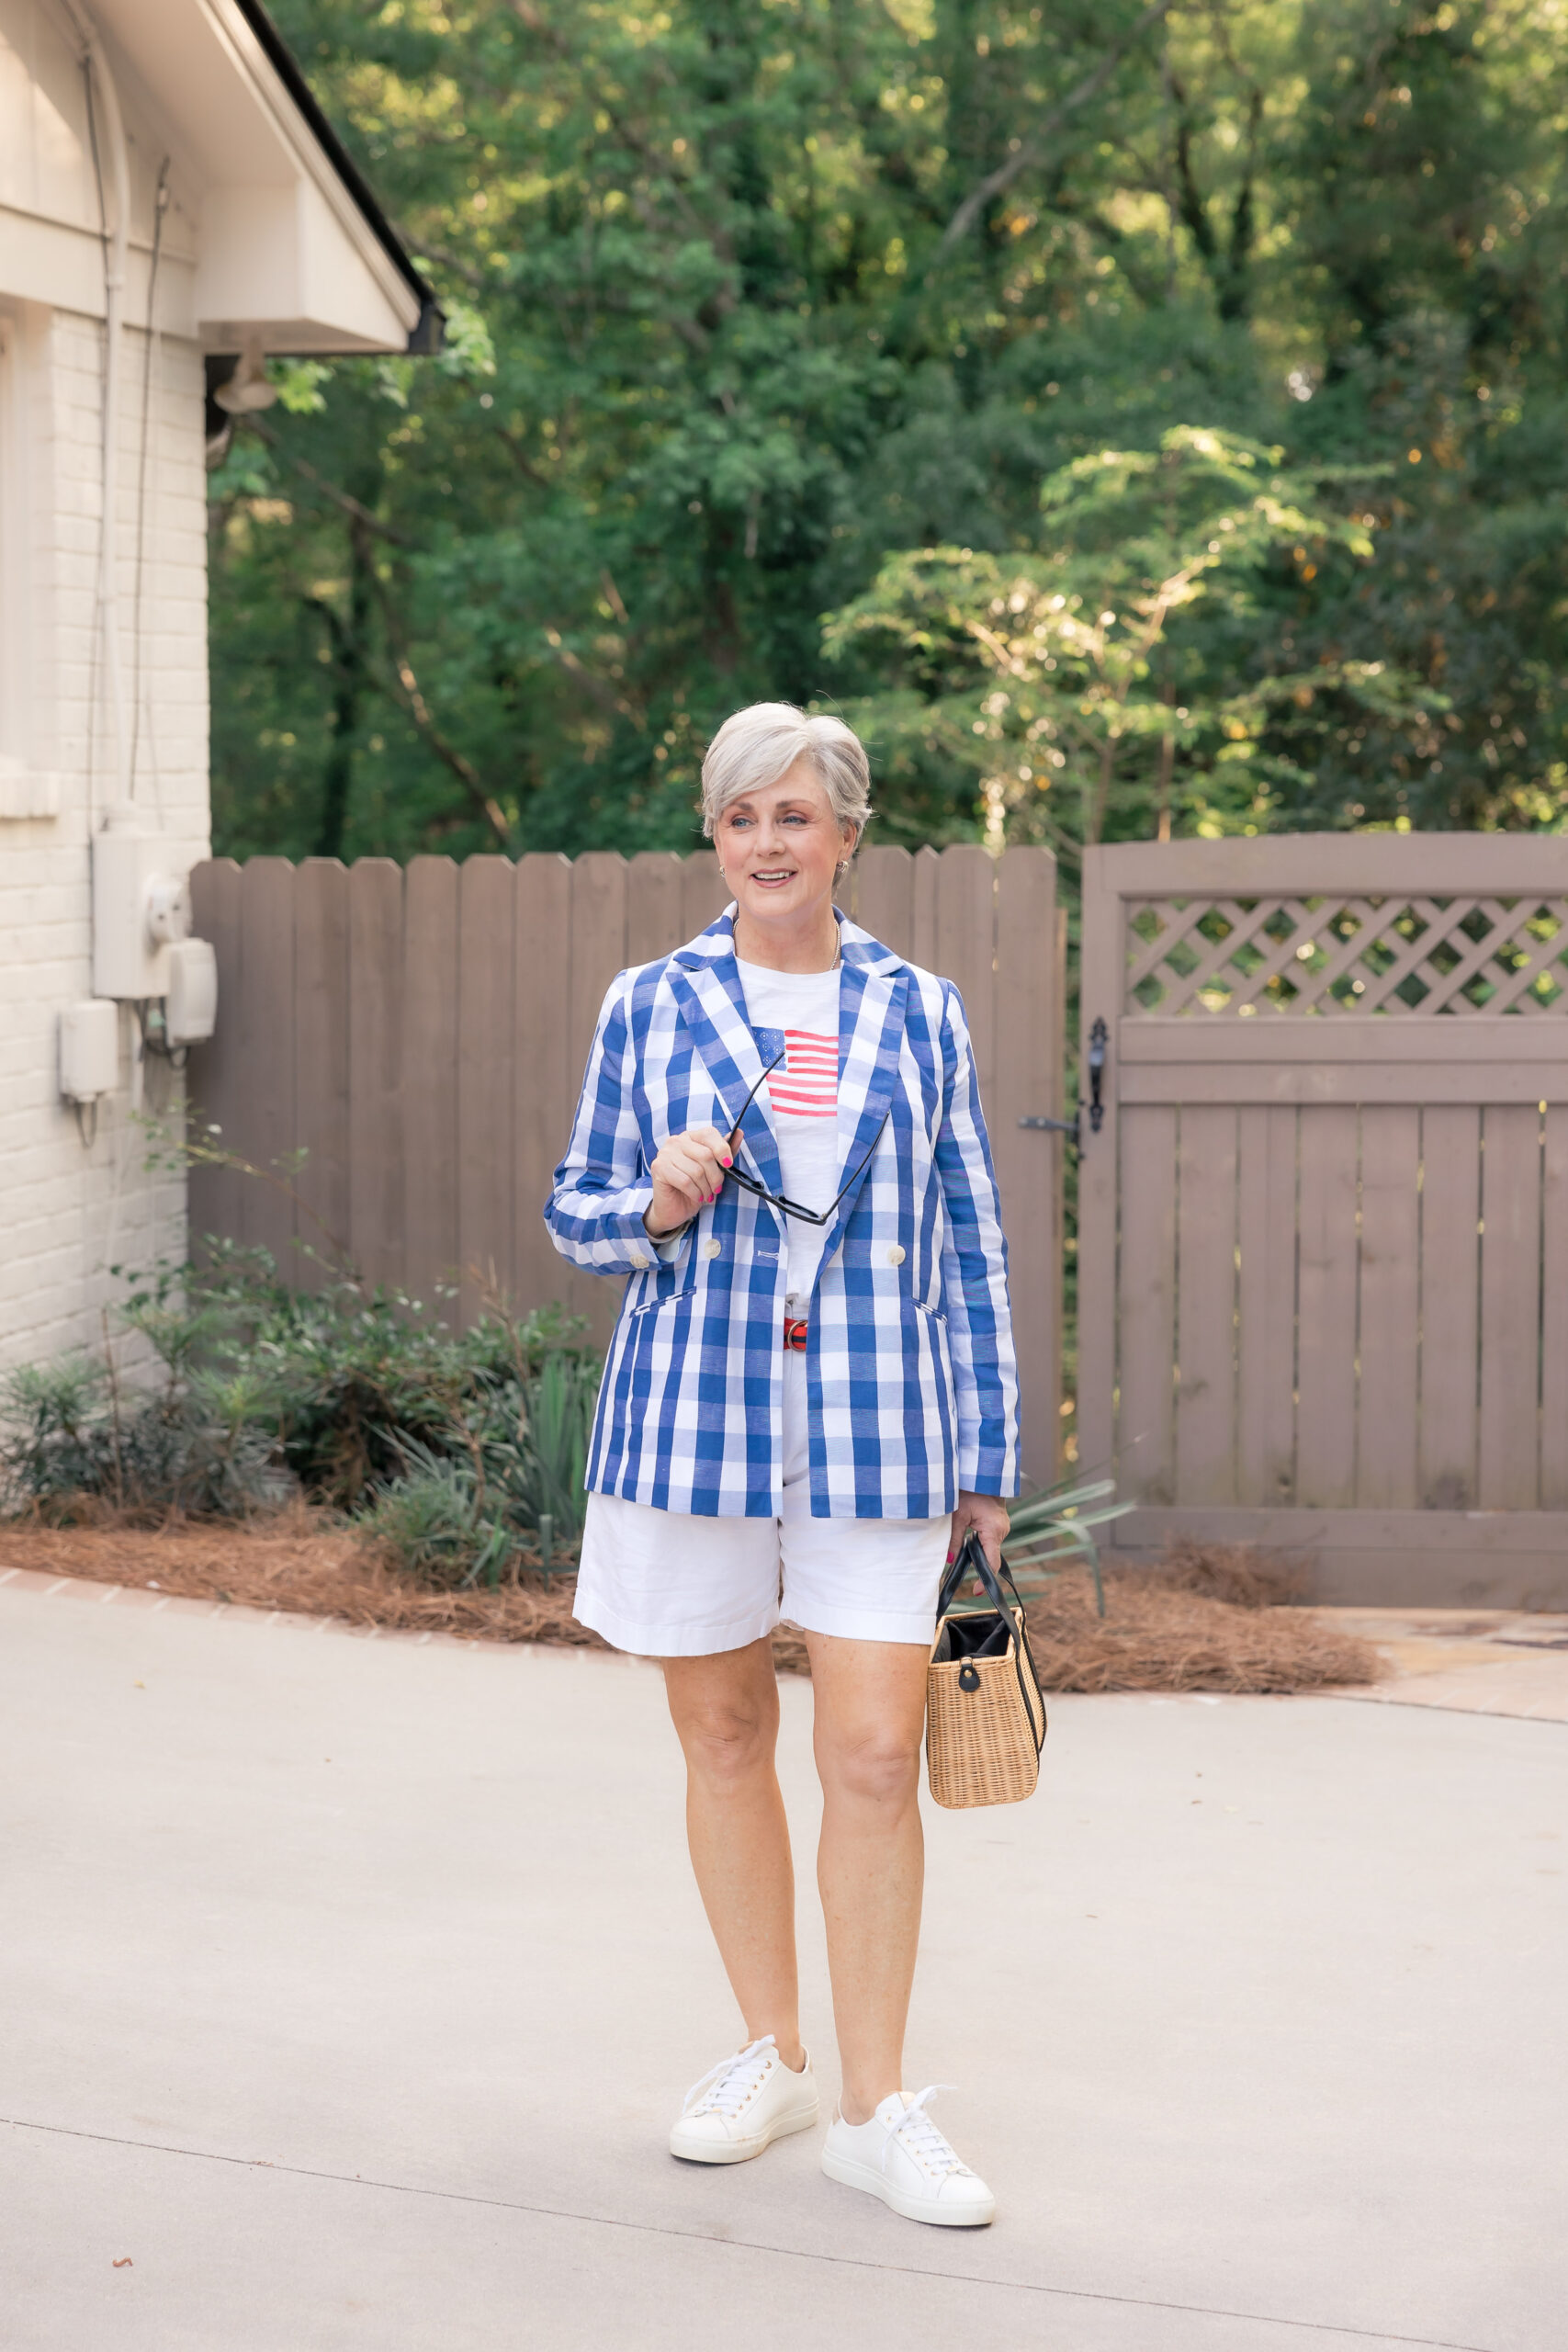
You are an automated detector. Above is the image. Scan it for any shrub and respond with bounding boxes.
[0,1355,278,1521]
[361,1346,601,1588]
[0,1248,602,1567]
[356,1442,517,1589]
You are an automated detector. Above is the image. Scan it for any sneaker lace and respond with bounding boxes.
[682,2035,778,2120]
[886,2086,971,2179]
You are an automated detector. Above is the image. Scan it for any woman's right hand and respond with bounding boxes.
[644,1124,732,1238]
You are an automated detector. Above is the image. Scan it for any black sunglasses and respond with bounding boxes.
[722,1050,890,1225]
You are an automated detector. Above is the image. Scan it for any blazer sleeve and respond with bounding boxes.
[933,984,1021,1498]
[545,973,674,1276]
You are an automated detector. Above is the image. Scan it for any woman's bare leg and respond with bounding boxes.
[661,1638,804,2069]
[806,1634,931,2123]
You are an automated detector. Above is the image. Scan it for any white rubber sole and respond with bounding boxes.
[669,2097,818,2165]
[820,2143,996,2227]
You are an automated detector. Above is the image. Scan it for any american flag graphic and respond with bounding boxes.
[767,1029,840,1119]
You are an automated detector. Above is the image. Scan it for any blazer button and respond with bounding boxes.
[703,1237,722,1260]
[886,1244,906,1266]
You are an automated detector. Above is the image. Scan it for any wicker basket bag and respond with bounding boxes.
[926,1533,1047,1809]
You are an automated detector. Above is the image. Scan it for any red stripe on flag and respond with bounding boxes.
[768,1025,839,1117]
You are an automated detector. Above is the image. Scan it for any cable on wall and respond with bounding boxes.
[79,46,107,829]
[129,154,170,810]
[63,2,132,817]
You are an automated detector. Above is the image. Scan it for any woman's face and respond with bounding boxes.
[714,759,857,930]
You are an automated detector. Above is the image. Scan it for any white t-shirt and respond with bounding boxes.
[735,957,841,1308]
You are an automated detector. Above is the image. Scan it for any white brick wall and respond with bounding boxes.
[0,302,209,1381]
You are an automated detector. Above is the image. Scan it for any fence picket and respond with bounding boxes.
[682,854,729,941]
[457,858,516,1322]
[403,858,460,1312]
[626,852,687,968]
[1296,1106,1359,1510]
[347,860,404,1293]
[1175,1105,1239,1505]
[911,845,940,971]
[854,845,913,957]
[568,854,630,1348]
[1357,1106,1421,1509]
[239,859,298,1275]
[934,846,996,1093]
[514,854,574,1327]
[1478,1105,1542,1509]
[1418,1106,1480,1510]
[1117,1106,1178,1505]
[293,859,351,1287]
[1236,1105,1298,1507]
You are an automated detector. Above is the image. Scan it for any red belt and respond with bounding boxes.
[783,1317,808,1352]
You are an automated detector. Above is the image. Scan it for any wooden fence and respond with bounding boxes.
[187,845,1067,1488]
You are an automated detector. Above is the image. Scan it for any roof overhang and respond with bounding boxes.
[65,0,441,356]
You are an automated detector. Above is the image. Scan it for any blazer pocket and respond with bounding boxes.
[626,1259,697,1318]
[903,1293,957,1414]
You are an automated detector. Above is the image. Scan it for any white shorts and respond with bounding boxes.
[573,1353,951,1657]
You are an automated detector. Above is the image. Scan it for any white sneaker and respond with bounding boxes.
[821,2085,996,2226]
[669,2034,818,2164]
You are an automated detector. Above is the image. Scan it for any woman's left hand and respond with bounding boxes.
[948,1490,1010,1571]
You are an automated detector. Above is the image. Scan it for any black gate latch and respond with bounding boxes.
[1018,1017,1108,1151]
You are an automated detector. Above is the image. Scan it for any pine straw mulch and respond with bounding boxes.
[0,1517,1378,1694]
[1020,1537,1378,1694]
[0,1510,604,1650]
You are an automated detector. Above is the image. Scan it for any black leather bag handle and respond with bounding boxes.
[936,1531,1045,1756]
[937,1528,1028,1625]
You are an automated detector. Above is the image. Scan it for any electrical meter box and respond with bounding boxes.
[165,937,218,1045]
[92,804,190,999]
[60,1000,120,1102]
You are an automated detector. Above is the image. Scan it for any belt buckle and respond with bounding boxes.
[783,1317,808,1352]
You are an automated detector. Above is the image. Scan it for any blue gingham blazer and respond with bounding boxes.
[545,907,1020,1520]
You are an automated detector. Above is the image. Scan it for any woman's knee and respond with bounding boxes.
[818,1722,922,1810]
[679,1701,776,1786]
[666,1656,779,1787]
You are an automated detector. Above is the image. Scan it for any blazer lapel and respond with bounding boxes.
[667,916,785,1199]
[818,925,908,1258]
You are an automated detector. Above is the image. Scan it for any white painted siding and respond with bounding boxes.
[0,296,209,1377]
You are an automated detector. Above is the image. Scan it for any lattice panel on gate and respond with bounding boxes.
[1124,895,1568,1016]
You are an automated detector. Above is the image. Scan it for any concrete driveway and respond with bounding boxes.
[2,1573,1563,2352]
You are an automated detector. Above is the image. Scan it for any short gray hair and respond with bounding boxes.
[700,702,873,841]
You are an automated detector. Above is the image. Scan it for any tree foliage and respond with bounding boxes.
[210,0,1568,863]
[825,426,1438,850]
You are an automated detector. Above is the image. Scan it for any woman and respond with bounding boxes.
[546,703,1019,2229]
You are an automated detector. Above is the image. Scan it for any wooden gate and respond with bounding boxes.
[1077,836,1568,1608]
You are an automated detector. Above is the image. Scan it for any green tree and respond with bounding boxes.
[827,427,1433,853]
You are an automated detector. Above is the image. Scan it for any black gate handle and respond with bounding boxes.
[1018,1017,1108,1150]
